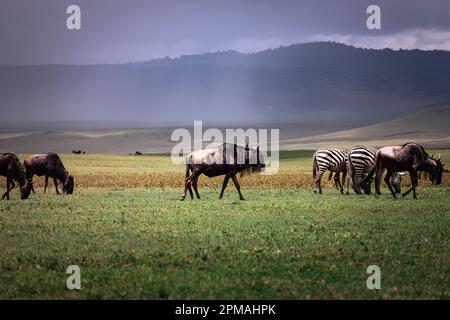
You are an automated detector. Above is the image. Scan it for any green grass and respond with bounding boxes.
[0,151,449,299]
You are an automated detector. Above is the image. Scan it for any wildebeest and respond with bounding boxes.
[358,142,444,199]
[24,153,74,195]
[181,143,265,201]
[312,148,349,194]
[345,146,403,195]
[0,153,32,200]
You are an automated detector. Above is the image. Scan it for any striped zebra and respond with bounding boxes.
[345,146,377,194]
[312,148,349,194]
[346,146,404,195]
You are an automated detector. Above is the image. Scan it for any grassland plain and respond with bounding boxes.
[0,151,449,299]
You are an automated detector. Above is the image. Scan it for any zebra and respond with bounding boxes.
[346,146,404,195]
[312,148,349,194]
[345,146,378,194]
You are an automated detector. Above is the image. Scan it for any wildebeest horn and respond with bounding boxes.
[438,153,441,160]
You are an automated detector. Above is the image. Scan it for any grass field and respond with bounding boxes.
[0,151,449,299]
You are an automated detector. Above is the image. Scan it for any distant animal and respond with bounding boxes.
[135,151,143,156]
[72,150,82,154]
[358,142,444,199]
[24,153,74,195]
[312,148,349,194]
[0,153,32,200]
[181,143,265,201]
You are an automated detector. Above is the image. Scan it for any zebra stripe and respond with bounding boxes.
[313,148,349,194]
[314,148,349,174]
[348,146,377,178]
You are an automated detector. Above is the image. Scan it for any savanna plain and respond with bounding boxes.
[0,151,449,299]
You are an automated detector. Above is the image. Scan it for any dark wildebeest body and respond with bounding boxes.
[181,143,264,201]
[0,153,32,200]
[358,142,444,199]
[24,153,74,194]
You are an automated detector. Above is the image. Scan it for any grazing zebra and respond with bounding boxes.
[312,148,349,194]
[345,146,378,194]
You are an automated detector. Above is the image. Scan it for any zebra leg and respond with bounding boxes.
[314,170,324,194]
[339,169,347,195]
[333,172,341,191]
[345,171,351,195]
[384,171,397,199]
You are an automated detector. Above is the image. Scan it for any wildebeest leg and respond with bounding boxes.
[2,177,12,200]
[53,177,60,194]
[231,175,245,200]
[26,171,35,194]
[384,171,397,199]
[43,176,49,194]
[374,165,384,198]
[186,167,206,200]
[219,174,231,199]
[181,165,191,201]
[192,176,200,199]
[402,171,419,199]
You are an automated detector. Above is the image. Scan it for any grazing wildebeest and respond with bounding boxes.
[312,148,349,194]
[0,153,32,200]
[358,142,444,199]
[24,153,74,195]
[345,146,403,195]
[181,143,265,201]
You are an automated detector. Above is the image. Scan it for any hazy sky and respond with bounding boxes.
[1,0,450,65]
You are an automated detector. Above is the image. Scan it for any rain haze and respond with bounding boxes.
[0,0,450,128]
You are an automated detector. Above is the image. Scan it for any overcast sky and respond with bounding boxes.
[1,0,450,65]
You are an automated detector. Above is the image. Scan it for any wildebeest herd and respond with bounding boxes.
[0,142,447,201]
[0,153,74,200]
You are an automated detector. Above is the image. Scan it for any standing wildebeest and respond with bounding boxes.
[358,142,444,199]
[312,148,349,194]
[0,153,32,200]
[181,143,265,201]
[24,153,74,194]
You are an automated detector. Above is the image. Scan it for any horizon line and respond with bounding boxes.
[2,41,449,68]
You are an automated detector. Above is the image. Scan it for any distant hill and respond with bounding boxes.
[1,105,449,154]
[281,105,450,150]
[1,42,450,126]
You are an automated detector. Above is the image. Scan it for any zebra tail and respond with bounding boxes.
[312,155,317,178]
